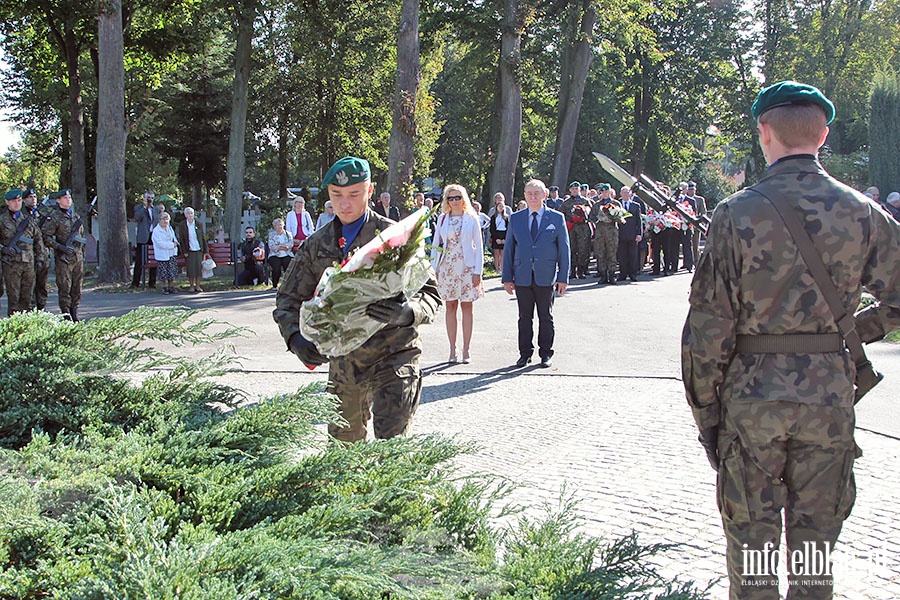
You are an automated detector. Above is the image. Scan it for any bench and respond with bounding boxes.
[143,242,239,284]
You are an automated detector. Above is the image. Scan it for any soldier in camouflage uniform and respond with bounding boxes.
[273,156,441,443]
[682,81,900,599]
[41,189,85,321]
[1,189,46,316]
[558,181,592,279]
[588,183,620,284]
[23,188,51,310]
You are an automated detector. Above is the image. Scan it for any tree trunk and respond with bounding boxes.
[489,0,523,205]
[64,28,88,218]
[224,4,254,243]
[551,1,595,189]
[278,118,288,201]
[96,0,130,283]
[629,51,653,177]
[192,182,204,210]
[386,0,420,207]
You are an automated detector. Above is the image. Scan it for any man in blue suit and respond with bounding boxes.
[502,179,571,368]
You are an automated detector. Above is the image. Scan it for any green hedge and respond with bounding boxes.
[0,309,706,599]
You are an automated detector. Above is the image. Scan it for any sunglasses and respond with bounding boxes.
[447,195,463,202]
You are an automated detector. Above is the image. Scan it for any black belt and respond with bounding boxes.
[735,333,844,354]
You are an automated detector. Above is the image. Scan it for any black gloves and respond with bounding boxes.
[55,243,75,255]
[697,426,719,472]
[365,298,414,327]
[1,247,14,257]
[289,333,327,367]
[65,245,77,255]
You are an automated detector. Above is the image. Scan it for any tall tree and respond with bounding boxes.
[869,67,900,196]
[386,0,420,205]
[224,1,257,243]
[550,0,596,188]
[96,0,129,282]
[489,0,524,204]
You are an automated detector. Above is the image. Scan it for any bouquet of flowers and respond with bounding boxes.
[601,202,632,224]
[678,201,696,231]
[299,207,434,357]
[645,211,667,234]
[663,210,683,230]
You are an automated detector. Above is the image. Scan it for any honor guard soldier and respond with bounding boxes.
[22,188,51,310]
[273,156,441,442]
[1,189,45,316]
[41,189,85,321]
[588,183,620,284]
[558,181,593,279]
[682,81,900,598]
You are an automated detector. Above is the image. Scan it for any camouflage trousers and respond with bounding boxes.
[326,350,423,442]
[717,401,858,600]
[569,225,592,277]
[33,254,49,310]
[3,261,35,316]
[55,255,83,314]
[592,223,618,274]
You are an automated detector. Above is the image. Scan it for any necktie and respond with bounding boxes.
[530,212,538,240]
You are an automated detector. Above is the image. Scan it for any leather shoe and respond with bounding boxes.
[539,356,552,368]
[514,355,532,368]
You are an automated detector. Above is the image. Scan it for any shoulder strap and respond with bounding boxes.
[748,187,881,399]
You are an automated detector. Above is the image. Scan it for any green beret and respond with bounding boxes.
[47,191,60,200]
[56,188,71,197]
[24,188,36,197]
[5,189,24,201]
[596,183,611,191]
[568,181,581,189]
[751,80,835,124]
[322,156,370,187]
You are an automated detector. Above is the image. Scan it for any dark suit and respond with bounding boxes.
[132,203,157,287]
[617,198,644,279]
[374,204,400,221]
[502,207,570,361]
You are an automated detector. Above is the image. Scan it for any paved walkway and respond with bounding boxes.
[11,269,900,598]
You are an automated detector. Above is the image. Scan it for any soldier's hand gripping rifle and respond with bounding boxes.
[1,216,34,265]
[56,215,87,264]
[593,152,711,235]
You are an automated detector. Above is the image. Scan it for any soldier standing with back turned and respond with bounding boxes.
[1,189,45,316]
[41,189,85,321]
[682,81,900,598]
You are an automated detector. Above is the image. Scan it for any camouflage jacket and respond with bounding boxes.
[682,156,900,431]
[588,199,623,225]
[0,209,45,264]
[41,206,85,261]
[558,196,592,224]
[273,209,442,363]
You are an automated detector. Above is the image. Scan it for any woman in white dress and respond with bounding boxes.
[151,212,179,294]
[430,184,484,363]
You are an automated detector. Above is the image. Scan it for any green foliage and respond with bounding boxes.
[0,310,705,598]
[869,67,900,196]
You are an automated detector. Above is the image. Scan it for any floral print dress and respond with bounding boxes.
[436,215,484,302]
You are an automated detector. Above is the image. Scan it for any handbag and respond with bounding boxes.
[200,255,216,279]
[752,189,883,403]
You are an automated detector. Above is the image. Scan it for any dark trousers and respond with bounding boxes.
[617,239,639,278]
[132,243,157,287]
[33,257,49,309]
[267,255,292,287]
[516,283,555,360]
[237,261,265,286]
[680,229,694,270]
[662,229,680,273]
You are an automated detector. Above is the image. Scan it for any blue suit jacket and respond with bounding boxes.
[502,207,570,287]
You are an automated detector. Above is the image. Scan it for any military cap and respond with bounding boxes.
[322,156,370,187]
[5,189,24,201]
[24,187,37,197]
[548,186,559,192]
[580,183,589,190]
[56,188,71,197]
[596,183,611,191]
[750,80,835,124]
[47,191,60,200]
[687,181,697,189]
[568,181,581,189]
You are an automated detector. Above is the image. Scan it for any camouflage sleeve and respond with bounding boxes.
[30,219,45,259]
[272,242,320,349]
[41,214,58,249]
[681,203,741,431]
[409,275,441,326]
[855,206,900,343]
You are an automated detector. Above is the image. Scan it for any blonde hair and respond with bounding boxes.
[441,184,478,216]
[758,103,827,149]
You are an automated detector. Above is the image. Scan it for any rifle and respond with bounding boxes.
[57,215,87,264]
[593,152,711,235]
[1,216,34,265]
